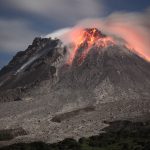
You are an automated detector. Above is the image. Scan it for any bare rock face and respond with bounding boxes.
[0,28,149,146]
[0,37,66,102]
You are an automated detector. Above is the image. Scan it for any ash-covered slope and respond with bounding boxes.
[58,45,150,101]
[0,28,149,103]
[0,28,150,146]
[0,37,66,102]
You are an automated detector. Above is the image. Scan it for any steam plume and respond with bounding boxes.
[77,9,150,61]
[46,8,150,62]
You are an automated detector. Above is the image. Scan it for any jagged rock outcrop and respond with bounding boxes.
[0,37,66,102]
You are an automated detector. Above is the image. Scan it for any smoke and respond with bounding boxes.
[46,8,150,62]
[77,9,150,61]
[44,28,71,39]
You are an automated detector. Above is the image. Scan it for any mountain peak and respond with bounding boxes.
[67,28,114,65]
[0,28,150,103]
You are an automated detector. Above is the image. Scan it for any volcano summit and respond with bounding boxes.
[0,28,149,146]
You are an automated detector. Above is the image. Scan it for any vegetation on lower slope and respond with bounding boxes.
[0,120,150,150]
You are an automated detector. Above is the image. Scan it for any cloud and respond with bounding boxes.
[2,0,104,24]
[0,0,104,53]
[0,19,41,53]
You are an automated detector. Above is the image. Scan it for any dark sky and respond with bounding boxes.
[0,0,150,68]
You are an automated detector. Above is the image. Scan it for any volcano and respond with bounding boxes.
[0,28,150,146]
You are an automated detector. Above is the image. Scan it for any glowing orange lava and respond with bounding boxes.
[67,28,86,65]
[67,28,115,65]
